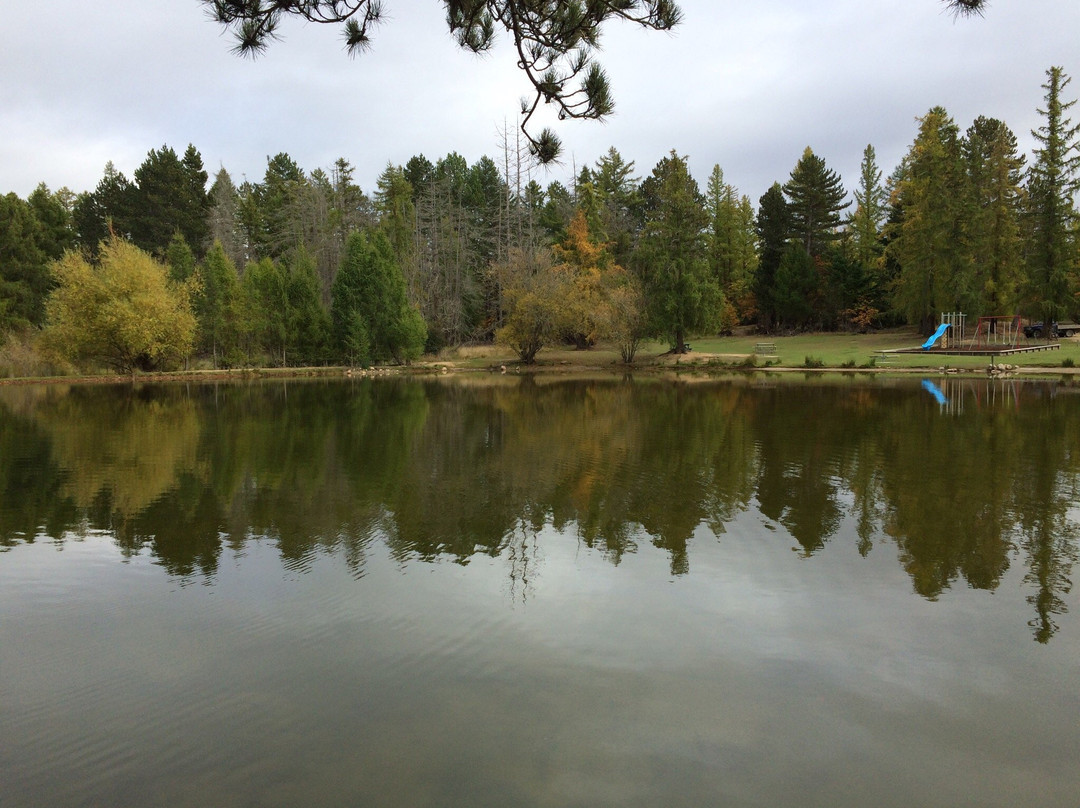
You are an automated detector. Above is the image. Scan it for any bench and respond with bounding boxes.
[754,342,777,355]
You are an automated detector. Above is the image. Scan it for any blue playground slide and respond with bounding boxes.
[922,322,950,350]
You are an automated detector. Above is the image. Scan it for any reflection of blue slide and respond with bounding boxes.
[922,379,949,406]
[922,323,950,350]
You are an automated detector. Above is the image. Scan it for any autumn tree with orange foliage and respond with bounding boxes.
[496,208,646,363]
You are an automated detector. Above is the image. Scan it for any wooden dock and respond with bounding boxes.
[884,343,1061,358]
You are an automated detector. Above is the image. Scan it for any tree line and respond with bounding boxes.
[1,67,1077,371]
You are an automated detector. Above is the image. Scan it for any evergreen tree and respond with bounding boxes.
[464,156,507,326]
[374,163,416,267]
[754,183,791,332]
[888,107,969,331]
[0,185,76,330]
[165,231,197,283]
[773,242,817,328]
[962,117,1026,315]
[203,1,986,161]
[783,147,850,259]
[592,147,642,266]
[1026,66,1080,325]
[72,161,133,251]
[283,246,332,365]
[403,155,436,197]
[330,158,374,249]
[635,151,721,352]
[128,144,210,256]
[705,165,757,324]
[847,145,888,281]
[208,167,247,271]
[0,193,48,329]
[827,250,877,331]
[194,240,242,366]
[252,152,307,259]
[332,230,426,365]
[241,257,290,365]
[539,180,575,242]
[27,184,75,261]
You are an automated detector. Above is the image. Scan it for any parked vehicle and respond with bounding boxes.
[1024,321,1080,338]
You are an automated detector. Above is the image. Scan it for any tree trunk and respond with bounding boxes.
[674,327,686,353]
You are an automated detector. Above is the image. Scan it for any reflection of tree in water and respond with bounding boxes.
[0,392,79,546]
[877,397,1016,598]
[1,377,1077,641]
[36,385,203,523]
[504,517,542,605]
[1008,396,1080,643]
[750,386,849,555]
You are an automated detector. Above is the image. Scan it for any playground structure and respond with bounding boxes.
[887,312,1059,361]
[970,314,1023,348]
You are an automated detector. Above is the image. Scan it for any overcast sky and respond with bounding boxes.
[2,0,1077,207]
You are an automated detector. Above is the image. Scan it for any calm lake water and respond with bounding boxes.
[2,374,1079,807]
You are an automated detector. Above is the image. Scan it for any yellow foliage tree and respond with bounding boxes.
[43,236,197,373]
[552,209,611,349]
[496,210,648,364]
[553,209,646,358]
[495,248,566,364]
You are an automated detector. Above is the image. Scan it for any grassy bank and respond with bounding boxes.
[5,327,1080,384]
[443,328,1080,373]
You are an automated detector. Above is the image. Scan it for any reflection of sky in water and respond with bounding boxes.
[3,505,1079,808]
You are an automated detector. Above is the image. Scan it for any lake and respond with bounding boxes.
[1,374,1078,807]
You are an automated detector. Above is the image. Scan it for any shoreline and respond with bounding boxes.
[4,353,1079,387]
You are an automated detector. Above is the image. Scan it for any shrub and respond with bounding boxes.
[803,355,825,369]
[42,237,197,374]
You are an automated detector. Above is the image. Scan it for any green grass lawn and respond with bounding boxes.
[451,327,1080,371]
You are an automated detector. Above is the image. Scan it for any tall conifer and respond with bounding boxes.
[1026,66,1080,325]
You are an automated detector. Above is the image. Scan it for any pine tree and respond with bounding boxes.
[847,145,888,279]
[754,183,791,332]
[203,1,986,161]
[128,144,210,256]
[208,168,247,271]
[283,247,332,365]
[374,163,416,267]
[592,147,641,266]
[635,151,721,352]
[72,162,133,252]
[332,230,426,366]
[0,193,48,329]
[165,231,197,283]
[1026,66,1080,325]
[253,152,307,259]
[705,165,757,323]
[27,184,75,261]
[888,107,969,331]
[195,240,242,367]
[773,242,817,328]
[783,147,850,259]
[962,117,1026,315]
[241,257,291,365]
